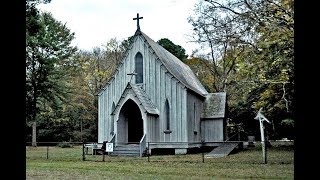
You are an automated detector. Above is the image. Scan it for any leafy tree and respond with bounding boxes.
[120,35,135,52]
[62,38,126,142]
[26,0,77,145]
[188,0,294,139]
[157,38,188,61]
[185,57,215,92]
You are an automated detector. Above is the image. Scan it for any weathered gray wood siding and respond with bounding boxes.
[147,115,159,142]
[186,92,204,142]
[98,35,188,143]
[200,119,224,142]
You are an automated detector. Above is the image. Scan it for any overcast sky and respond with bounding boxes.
[37,0,201,56]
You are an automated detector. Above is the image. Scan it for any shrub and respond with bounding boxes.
[57,142,73,148]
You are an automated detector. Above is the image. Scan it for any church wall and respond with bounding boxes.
[98,92,102,142]
[186,92,204,143]
[98,35,189,144]
[181,86,188,142]
[200,118,224,142]
[147,115,159,142]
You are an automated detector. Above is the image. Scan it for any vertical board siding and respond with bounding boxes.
[98,94,102,143]
[181,87,187,142]
[145,43,149,93]
[160,65,165,142]
[165,73,171,141]
[201,119,224,142]
[155,60,160,108]
[102,89,106,141]
[171,79,177,142]
[176,83,182,142]
[150,57,155,102]
[186,93,204,142]
[105,89,109,141]
[98,35,198,144]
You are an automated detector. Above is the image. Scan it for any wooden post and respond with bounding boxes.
[46,146,49,159]
[82,142,85,161]
[102,141,107,162]
[202,141,205,163]
[259,120,266,164]
[32,121,37,147]
[255,108,270,164]
[237,125,241,141]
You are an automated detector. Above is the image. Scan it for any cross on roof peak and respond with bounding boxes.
[133,13,143,30]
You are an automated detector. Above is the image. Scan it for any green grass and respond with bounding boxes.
[26,145,294,179]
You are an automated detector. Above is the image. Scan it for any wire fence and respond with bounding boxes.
[26,141,240,162]
[26,140,293,164]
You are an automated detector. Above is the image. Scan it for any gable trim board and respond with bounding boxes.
[111,83,159,116]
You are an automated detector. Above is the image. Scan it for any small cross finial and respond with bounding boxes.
[133,13,143,30]
[127,71,137,83]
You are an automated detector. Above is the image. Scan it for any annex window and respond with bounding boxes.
[193,102,197,134]
[135,52,143,84]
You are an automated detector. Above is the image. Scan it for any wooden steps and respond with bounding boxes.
[109,144,141,157]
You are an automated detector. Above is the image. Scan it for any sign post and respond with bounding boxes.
[254,108,270,164]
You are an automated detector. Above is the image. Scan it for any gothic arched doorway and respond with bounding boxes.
[117,99,143,143]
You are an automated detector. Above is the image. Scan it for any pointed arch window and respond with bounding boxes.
[110,102,115,135]
[164,99,172,134]
[135,52,143,84]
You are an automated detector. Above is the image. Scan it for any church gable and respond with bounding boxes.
[112,83,159,116]
[99,29,208,99]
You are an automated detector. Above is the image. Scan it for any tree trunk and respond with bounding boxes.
[32,121,37,147]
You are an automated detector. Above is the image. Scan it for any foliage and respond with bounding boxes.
[26,2,77,124]
[120,35,135,52]
[185,57,215,92]
[189,0,294,139]
[57,142,73,148]
[157,38,188,61]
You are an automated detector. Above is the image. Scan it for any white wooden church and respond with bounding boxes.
[97,14,227,156]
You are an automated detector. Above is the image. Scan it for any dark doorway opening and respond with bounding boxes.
[121,99,143,143]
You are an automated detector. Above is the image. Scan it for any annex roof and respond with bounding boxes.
[201,92,227,119]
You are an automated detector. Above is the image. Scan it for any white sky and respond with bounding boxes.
[37,0,201,56]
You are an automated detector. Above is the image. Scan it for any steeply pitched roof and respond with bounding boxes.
[139,31,208,96]
[111,83,159,115]
[201,92,226,119]
[98,30,208,96]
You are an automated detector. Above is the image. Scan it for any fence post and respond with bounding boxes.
[102,141,107,162]
[82,142,85,161]
[201,141,205,163]
[46,146,49,159]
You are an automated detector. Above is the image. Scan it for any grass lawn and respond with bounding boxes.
[26,144,294,179]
